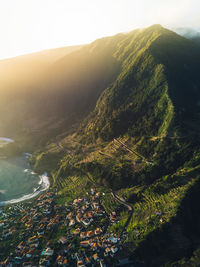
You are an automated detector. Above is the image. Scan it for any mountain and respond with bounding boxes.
[2,24,200,265]
[74,25,200,266]
[79,25,200,141]
[0,45,81,139]
[74,25,200,189]
[0,40,121,148]
[0,45,82,95]
[31,25,200,266]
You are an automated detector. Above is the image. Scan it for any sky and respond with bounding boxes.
[0,0,199,60]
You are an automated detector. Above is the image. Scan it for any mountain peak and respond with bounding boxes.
[146,24,163,30]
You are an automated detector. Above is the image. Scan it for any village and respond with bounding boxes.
[0,187,125,267]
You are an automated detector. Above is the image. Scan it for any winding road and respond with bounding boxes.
[111,191,134,237]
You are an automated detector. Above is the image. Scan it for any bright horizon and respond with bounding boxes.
[0,0,199,60]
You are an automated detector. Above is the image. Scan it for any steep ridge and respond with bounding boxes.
[79,25,200,142]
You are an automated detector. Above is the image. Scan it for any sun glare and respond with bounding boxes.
[0,0,199,60]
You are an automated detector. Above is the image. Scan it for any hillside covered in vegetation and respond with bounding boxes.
[2,24,200,266]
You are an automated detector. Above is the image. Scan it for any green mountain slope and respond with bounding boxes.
[2,25,200,265]
[30,25,200,266]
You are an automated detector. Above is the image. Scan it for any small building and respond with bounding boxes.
[58,236,68,244]
[93,253,99,261]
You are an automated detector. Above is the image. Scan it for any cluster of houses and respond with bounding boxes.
[0,187,122,266]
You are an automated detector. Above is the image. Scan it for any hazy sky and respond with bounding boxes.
[0,0,199,59]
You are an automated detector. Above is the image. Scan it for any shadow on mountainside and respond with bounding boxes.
[150,32,200,133]
[131,176,200,266]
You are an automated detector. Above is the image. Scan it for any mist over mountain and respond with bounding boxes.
[174,27,200,44]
